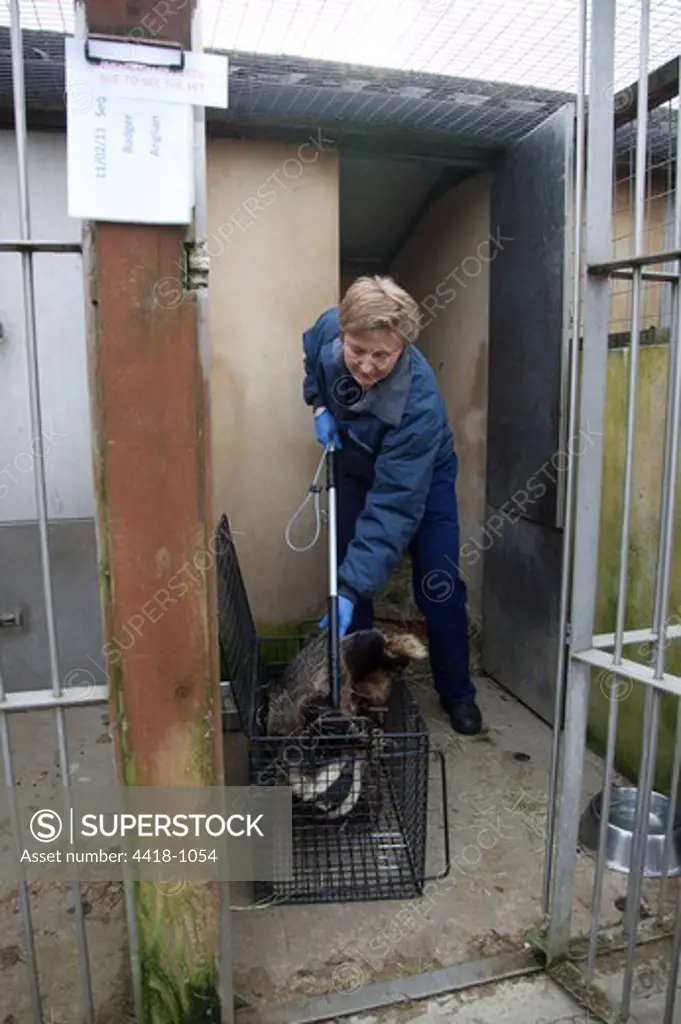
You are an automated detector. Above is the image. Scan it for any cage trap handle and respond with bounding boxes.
[326,444,341,710]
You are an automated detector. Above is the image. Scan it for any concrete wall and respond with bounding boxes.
[390,172,492,617]
[206,138,340,624]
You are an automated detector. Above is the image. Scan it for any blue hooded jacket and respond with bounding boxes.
[302,306,456,606]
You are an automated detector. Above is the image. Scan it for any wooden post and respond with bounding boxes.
[80,1,226,1019]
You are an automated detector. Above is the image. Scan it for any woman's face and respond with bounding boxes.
[342,329,403,389]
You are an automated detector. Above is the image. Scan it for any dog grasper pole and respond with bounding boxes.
[326,443,341,710]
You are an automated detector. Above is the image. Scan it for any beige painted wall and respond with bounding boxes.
[204,140,670,627]
[390,172,492,617]
[207,138,339,622]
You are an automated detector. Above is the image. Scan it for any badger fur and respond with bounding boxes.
[265,629,427,736]
[263,629,427,823]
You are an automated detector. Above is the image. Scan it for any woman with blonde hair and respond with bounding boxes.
[302,275,482,735]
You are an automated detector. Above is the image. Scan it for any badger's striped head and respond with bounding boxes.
[288,756,367,821]
[286,710,373,821]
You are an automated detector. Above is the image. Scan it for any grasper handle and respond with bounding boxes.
[326,444,341,710]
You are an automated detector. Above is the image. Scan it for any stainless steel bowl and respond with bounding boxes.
[579,786,681,877]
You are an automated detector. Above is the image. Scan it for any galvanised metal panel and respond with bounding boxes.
[0,130,96,524]
[481,506,563,724]
[0,520,104,693]
[486,104,574,529]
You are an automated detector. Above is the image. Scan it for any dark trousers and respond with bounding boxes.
[336,453,476,705]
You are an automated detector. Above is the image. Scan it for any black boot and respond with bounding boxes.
[440,696,483,736]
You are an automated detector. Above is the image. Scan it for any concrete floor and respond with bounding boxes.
[342,974,585,1023]
[227,672,640,1012]
[0,705,128,1024]
[588,938,681,1024]
[0,671,676,1023]
[340,963,681,1023]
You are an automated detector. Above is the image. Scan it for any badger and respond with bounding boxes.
[263,629,427,822]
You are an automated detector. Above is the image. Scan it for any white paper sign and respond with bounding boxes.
[66,90,194,224]
[65,36,228,109]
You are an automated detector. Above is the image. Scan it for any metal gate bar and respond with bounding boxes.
[546,0,617,962]
[547,1,681,1021]
[542,0,589,920]
[0,241,83,252]
[658,692,681,917]
[611,0,650,671]
[594,0,652,998]
[0,697,42,1022]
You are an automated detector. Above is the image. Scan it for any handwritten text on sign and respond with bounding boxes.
[67,92,193,224]
[65,36,228,109]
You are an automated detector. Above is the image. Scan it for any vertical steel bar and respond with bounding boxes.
[659,697,681,919]
[0,701,43,1024]
[586,682,621,980]
[608,9,657,1012]
[663,886,681,1024]
[620,688,661,1020]
[546,0,617,962]
[122,869,143,1024]
[652,282,678,648]
[612,0,650,667]
[54,708,95,1023]
[9,0,62,702]
[651,63,681,681]
[656,89,681,923]
[219,882,235,1024]
[542,0,588,917]
[619,10,678,1017]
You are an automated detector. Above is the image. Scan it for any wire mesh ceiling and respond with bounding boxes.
[0,0,678,155]
[1,0,680,94]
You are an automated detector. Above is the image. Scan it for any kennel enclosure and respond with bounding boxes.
[2,1,681,1022]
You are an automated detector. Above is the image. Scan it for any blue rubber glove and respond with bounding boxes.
[314,408,342,448]
[319,595,355,638]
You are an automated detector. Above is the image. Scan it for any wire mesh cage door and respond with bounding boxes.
[215,512,263,736]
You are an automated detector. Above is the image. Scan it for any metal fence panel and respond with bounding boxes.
[546,2,681,1021]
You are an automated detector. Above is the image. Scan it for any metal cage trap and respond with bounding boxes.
[214,490,449,905]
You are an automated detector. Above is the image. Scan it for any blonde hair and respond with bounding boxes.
[339,275,421,347]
